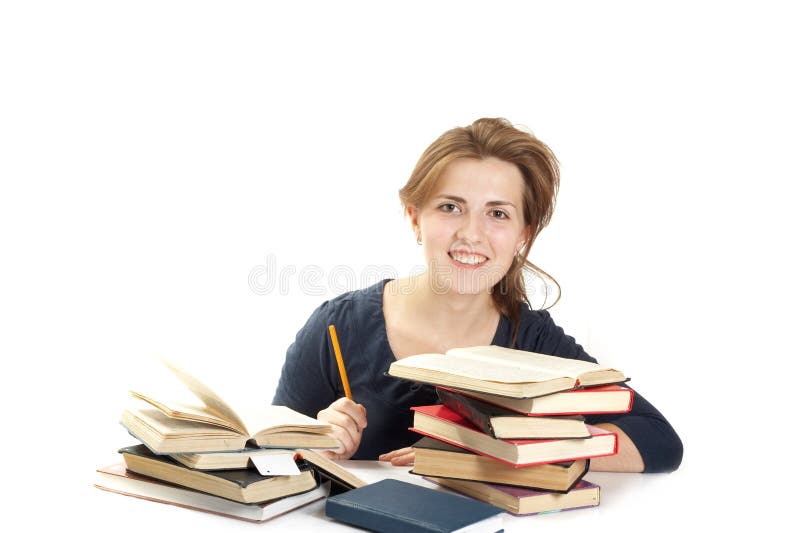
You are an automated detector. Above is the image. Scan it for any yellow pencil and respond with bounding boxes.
[328,324,353,400]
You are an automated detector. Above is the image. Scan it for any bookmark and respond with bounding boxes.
[251,452,302,476]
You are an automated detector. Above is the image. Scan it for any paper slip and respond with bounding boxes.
[251,452,302,476]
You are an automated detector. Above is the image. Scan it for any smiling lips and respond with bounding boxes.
[449,251,488,266]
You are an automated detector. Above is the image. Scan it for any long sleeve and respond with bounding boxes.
[271,281,440,459]
[516,310,683,473]
[272,301,339,419]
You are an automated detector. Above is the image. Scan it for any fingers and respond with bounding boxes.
[317,398,368,460]
[378,447,415,466]
[330,397,367,430]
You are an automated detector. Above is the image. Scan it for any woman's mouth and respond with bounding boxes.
[448,252,488,267]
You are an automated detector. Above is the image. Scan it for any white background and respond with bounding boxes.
[2,1,798,529]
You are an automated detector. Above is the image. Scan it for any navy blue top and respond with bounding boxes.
[273,280,683,472]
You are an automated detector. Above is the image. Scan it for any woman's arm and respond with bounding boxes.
[529,311,684,473]
[590,423,644,472]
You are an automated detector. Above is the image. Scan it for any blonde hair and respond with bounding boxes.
[399,118,561,346]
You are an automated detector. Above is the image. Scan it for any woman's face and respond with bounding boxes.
[410,157,531,295]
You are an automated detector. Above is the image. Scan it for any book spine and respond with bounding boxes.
[436,388,496,437]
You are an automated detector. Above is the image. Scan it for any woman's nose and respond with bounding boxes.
[456,212,483,243]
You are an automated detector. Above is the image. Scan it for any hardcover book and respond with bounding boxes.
[171,447,298,470]
[426,476,601,516]
[94,462,328,523]
[120,444,318,504]
[411,437,588,493]
[325,478,504,533]
[441,384,634,416]
[170,446,369,491]
[411,404,618,467]
[436,387,589,439]
[122,358,338,453]
[388,345,626,398]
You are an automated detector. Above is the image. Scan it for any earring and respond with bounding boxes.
[417,235,422,245]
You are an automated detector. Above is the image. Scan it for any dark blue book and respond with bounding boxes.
[325,478,504,532]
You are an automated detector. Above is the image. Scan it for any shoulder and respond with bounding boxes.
[513,305,596,363]
[515,305,558,340]
[300,279,388,338]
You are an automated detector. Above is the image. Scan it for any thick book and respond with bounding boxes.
[411,404,617,467]
[122,358,338,453]
[171,447,300,470]
[436,387,589,439]
[94,462,327,523]
[170,448,367,490]
[388,345,626,398]
[426,476,601,516]
[169,448,367,490]
[411,437,588,493]
[325,478,504,533]
[294,448,368,491]
[120,444,318,504]
[441,384,634,416]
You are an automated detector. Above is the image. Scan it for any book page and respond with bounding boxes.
[128,392,241,432]
[445,346,613,379]
[161,359,248,434]
[125,405,242,438]
[236,405,332,437]
[391,353,563,383]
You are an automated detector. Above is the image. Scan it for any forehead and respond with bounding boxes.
[431,157,525,203]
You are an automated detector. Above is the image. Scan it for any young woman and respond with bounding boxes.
[273,118,683,473]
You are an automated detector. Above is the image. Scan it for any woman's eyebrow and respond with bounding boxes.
[486,200,518,210]
[433,194,519,211]
[433,194,467,203]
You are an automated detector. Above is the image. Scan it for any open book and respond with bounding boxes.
[122,359,338,453]
[388,345,626,398]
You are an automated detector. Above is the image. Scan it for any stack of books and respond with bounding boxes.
[94,359,366,523]
[388,345,633,516]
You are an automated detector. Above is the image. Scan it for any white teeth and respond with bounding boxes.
[450,253,487,265]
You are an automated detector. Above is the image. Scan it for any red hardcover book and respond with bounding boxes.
[410,404,618,467]
[438,384,634,416]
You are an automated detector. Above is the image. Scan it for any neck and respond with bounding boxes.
[400,272,498,335]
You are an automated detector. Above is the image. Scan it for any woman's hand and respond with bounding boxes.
[379,447,415,466]
[316,397,367,460]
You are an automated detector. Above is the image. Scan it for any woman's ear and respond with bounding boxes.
[406,206,420,239]
[517,225,532,253]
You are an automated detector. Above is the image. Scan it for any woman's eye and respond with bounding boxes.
[490,209,509,219]
[440,203,460,213]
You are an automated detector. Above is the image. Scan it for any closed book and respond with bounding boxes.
[171,447,297,470]
[436,387,589,439]
[441,384,634,416]
[170,446,369,491]
[411,437,588,493]
[426,476,601,516]
[94,462,327,523]
[411,404,617,467]
[120,444,318,504]
[325,478,504,533]
[294,448,368,491]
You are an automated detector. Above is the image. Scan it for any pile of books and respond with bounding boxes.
[94,359,366,523]
[388,345,633,516]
